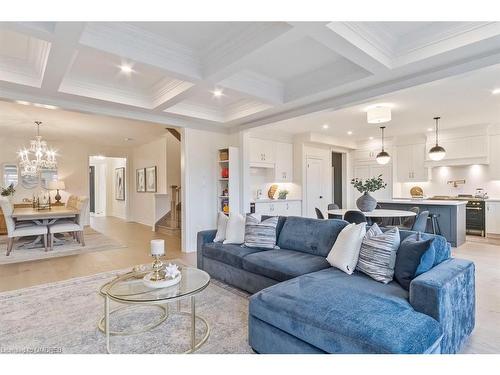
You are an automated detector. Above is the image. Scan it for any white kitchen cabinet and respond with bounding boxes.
[486,201,500,235]
[274,142,293,182]
[424,135,488,166]
[254,200,302,216]
[396,143,429,182]
[249,138,275,166]
[489,135,500,180]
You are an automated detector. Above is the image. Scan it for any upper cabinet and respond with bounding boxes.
[489,134,500,180]
[396,143,429,182]
[249,138,275,167]
[424,134,489,167]
[274,142,293,182]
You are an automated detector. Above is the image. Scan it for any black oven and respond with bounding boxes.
[466,200,485,236]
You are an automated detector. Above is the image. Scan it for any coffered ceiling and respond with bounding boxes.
[1,21,500,133]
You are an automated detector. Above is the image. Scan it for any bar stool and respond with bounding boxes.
[428,213,442,235]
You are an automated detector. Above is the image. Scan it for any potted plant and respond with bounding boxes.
[350,175,387,212]
[1,183,16,203]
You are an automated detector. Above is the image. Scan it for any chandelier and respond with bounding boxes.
[18,121,57,177]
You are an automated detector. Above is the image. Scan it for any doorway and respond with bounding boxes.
[332,152,343,208]
[306,157,324,218]
[88,155,127,219]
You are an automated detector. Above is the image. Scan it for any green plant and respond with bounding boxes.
[278,189,289,199]
[1,183,15,197]
[350,175,387,194]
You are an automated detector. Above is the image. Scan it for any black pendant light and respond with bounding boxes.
[429,116,446,161]
[376,126,390,165]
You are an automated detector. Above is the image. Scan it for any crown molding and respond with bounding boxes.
[150,77,195,108]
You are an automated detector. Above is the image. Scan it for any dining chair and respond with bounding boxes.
[315,208,325,220]
[343,210,367,224]
[66,195,78,209]
[327,203,339,219]
[0,197,49,255]
[399,206,420,228]
[411,210,429,232]
[49,196,89,249]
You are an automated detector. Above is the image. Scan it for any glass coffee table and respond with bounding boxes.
[99,266,210,354]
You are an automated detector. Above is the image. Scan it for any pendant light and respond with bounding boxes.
[376,126,391,165]
[429,116,446,161]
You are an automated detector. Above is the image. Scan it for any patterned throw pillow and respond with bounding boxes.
[244,214,279,249]
[356,223,401,284]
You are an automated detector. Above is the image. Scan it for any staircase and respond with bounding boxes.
[155,185,181,236]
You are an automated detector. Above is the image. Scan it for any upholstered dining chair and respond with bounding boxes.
[327,203,340,219]
[343,210,367,224]
[49,196,89,249]
[0,197,49,255]
[315,208,325,220]
[410,210,429,232]
[66,195,78,209]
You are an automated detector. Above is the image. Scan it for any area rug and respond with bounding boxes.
[0,228,126,265]
[0,262,253,354]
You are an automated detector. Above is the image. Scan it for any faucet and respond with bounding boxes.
[447,179,466,188]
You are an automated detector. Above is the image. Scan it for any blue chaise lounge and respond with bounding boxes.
[197,216,475,354]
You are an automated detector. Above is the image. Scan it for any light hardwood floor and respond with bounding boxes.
[0,216,195,293]
[0,218,498,353]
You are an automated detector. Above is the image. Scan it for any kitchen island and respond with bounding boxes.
[377,199,467,247]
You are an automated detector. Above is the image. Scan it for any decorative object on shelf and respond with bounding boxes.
[376,126,391,165]
[410,186,424,198]
[429,116,446,161]
[221,167,229,178]
[267,184,278,199]
[219,149,229,161]
[115,167,125,200]
[367,106,391,124]
[222,188,229,196]
[351,175,387,212]
[278,189,289,199]
[136,168,145,192]
[18,121,57,177]
[47,180,65,204]
[222,200,229,214]
[145,166,157,193]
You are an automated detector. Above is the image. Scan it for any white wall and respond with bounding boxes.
[182,128,231,252]
[130,137,168,227]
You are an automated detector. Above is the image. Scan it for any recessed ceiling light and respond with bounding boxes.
[427,127,433,132]
[120,64,134,74]
[492,88,500,95]
[347,131,353,135]
[322,124,329,129]
[124,137,133,142]
[212,88,224,98]
[33,103,58,110]
[15,100,30,106]
[369,136,374,140]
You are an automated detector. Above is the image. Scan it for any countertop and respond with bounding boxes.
[485,198,500,202]
[252,198,302,203]
[378,199,467,206]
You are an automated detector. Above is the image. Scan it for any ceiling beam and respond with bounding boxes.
[41,22,86,92]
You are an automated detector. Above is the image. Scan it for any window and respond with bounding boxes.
[3,164,18,187]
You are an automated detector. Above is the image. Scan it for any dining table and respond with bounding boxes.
[327,208,417,219]
[11,206,79,248]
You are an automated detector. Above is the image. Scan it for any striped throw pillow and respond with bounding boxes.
[244,214,279,249]
[356,224,400,283]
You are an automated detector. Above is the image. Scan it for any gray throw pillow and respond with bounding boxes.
[244,214,279,249]
[356,224,400,284]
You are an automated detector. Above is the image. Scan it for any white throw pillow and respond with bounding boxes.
[223,213,246,244]
[213,212,229,242]
[326,222,367,274]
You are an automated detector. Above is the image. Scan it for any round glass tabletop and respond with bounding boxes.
[104,266,210,303]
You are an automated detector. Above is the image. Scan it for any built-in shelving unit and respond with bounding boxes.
[217,147,240,216]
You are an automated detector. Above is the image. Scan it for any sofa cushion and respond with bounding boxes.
[395,233,435,290]
[262,215,287,239]
[277,217,348,257]
[244,214,279,249]
[202,242,265,269]
[249,268,443,354]
[398,230,451,267]
[242,249,330,282]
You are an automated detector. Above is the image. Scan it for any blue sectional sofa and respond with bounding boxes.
[197,216,475,354]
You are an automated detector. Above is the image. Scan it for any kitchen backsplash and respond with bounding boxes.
[395,165,500,198]
[249,167,301,200]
